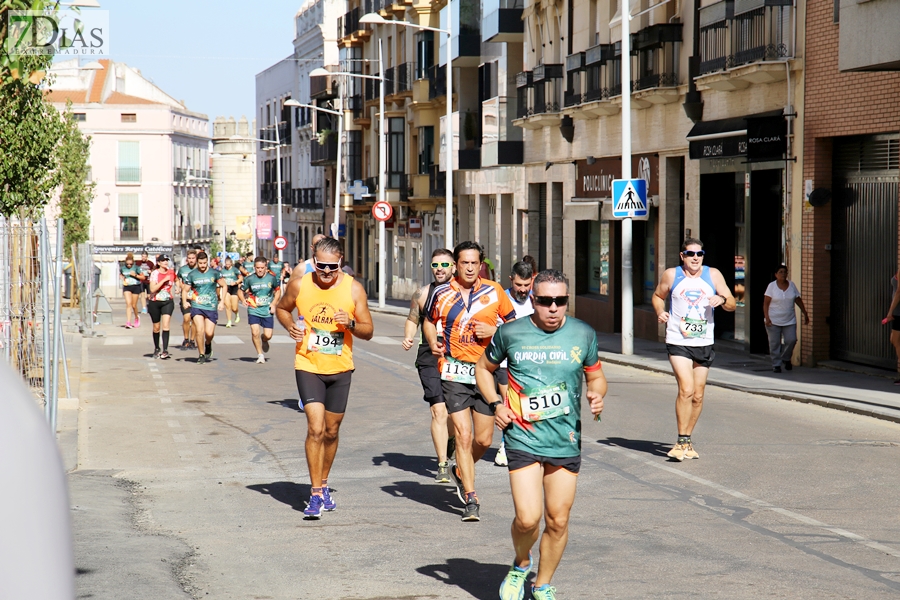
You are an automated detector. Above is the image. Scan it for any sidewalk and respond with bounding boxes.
[370,297,900,424]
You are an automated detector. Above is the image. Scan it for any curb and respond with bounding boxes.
[597,352,900,425]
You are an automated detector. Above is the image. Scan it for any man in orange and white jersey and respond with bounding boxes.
[275,237,374,519]
[423,241,516,522]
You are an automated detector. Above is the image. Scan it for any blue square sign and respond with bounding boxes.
[611,179,649,219]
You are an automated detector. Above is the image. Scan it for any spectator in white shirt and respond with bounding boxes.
[764,265,810,373]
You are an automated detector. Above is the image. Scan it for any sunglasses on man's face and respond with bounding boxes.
[533,295,569,307]
[431,261,452,269]
[681,250,706,257]
[314,258,342,272]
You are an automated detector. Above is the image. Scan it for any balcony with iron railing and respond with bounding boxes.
[396,62,413,94]
[564,52,586,108]
[428,65,446,100]
[115,225,142,241]
[292,188,324,210]
[116,167,141,184]
[173,167,187,183]
[311,134,338,165]
[384,66,396,96]
[481,95,523,166]
[696,0,794,90]
[348,94,364,120]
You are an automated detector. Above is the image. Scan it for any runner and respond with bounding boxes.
[275,236,373,519]
[176,250,198,349]
[475,269,607,600]
[239,251,255,278]
[401,248,457,483]
[651,238,735,461]
[119,252,144,329]
[268,256,285,284]
[423,241,516,521]
[239,257,282,364]
[181,251,226,365]
[137,251,154,315]
[220,256,243,327]
[494,260,536,467]
[147,254,177,359]
[290,233,326,282]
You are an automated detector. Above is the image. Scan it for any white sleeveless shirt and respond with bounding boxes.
[665,266,717,347]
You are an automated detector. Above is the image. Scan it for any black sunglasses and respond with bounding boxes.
[533,295,569,307]
[314,258,342,272]
[681,250,706,257]
[431,261,452,269]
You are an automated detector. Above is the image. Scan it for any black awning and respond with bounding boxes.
[687,109,785,160]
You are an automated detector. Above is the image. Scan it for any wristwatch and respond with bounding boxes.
[348,318,356,330]
[489,400,502,414]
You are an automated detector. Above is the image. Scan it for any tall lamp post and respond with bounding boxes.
[310,52,388,306]
[360,12,453,249]
[230,95,300,263]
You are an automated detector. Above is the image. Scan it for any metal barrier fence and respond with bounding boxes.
[0,217,66,431]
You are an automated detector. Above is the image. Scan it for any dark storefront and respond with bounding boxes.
[571,154,662,340]
[687,110,787,353]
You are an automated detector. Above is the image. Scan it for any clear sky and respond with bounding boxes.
[74,0,303,123]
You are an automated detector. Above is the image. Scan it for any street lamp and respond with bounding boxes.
[230,95,300,263]
[310,58,388,306]
[360,12,454,249]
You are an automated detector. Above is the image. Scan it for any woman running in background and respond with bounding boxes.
[120,252,144,329]
[221,256,243,327]
[148,254,177,359]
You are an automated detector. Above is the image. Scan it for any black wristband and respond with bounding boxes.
[489,401,502,414]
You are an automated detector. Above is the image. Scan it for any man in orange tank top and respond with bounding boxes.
[275,237,374,519]
[424,241,516,522]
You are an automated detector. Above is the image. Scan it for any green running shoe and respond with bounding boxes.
[435,462,451,483]
[498,554,532,600]
[532,585,558,600]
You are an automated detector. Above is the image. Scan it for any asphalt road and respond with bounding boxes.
[72,309,900,599]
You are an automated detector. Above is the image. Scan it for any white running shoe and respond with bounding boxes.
[256,354,266,364]
[494,441,508,466]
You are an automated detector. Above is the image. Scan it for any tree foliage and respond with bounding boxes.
[1,1,56,86]
[0,52,66,217]
[56,103,94,249]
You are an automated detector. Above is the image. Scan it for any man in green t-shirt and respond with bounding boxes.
[475,269,607,600]
[239,251,255,278]
[239,257,282,364]
[175,250,198,349]
[181,251,225,364]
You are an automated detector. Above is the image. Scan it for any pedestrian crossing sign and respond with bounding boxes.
[612,179,649,219]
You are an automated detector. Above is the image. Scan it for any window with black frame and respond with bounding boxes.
[418,126,434,175]
[416,31,434,80]
[388,117,405,189]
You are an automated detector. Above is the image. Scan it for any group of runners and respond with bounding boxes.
[120,246,293,364]
[120,232,734,600]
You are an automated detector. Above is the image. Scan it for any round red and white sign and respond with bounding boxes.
[372,201,393,222]
[274,236,288,250]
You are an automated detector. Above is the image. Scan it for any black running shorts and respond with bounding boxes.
[147,299,174,323]
[295,370,353,414]
[441,380,492,416]
[415,345,444,405]
[506,448,581,474]
[666,343,715,368]
[494,367,509,386]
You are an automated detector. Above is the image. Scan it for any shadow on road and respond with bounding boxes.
[381,480,461,516]
[267,399,304,413]
[230,357,259,363]
[246,481,311,512]
[598,437,671,458]
[372,452,436,479]
[417,557,511,600]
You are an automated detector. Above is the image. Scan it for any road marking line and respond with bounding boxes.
[167,420,180,428]
[160,397,172,404]
[269,336,296,344]
[354,347,415,371]
[172,433,186,443]
[212,335,244,345]
[104,337,133,346]
[152,374,163,379]
[163,408,176,415]
[157,388,169,395]
[369,336,400,345]
[594,444,900,559]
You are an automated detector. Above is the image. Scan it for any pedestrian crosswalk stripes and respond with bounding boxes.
[99,334,301,346]
[104,337,134,346]
[211,336,244,345]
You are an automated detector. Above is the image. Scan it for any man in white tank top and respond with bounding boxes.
[651,238,735,462]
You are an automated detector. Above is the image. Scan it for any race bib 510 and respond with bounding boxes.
[521,382,571,422]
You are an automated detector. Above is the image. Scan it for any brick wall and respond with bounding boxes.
[801,0,900,365]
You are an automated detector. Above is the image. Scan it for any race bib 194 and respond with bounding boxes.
[679,317,707,339]
[521,382,571,423]
[440,356,475,384]
[307,327,344,355]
